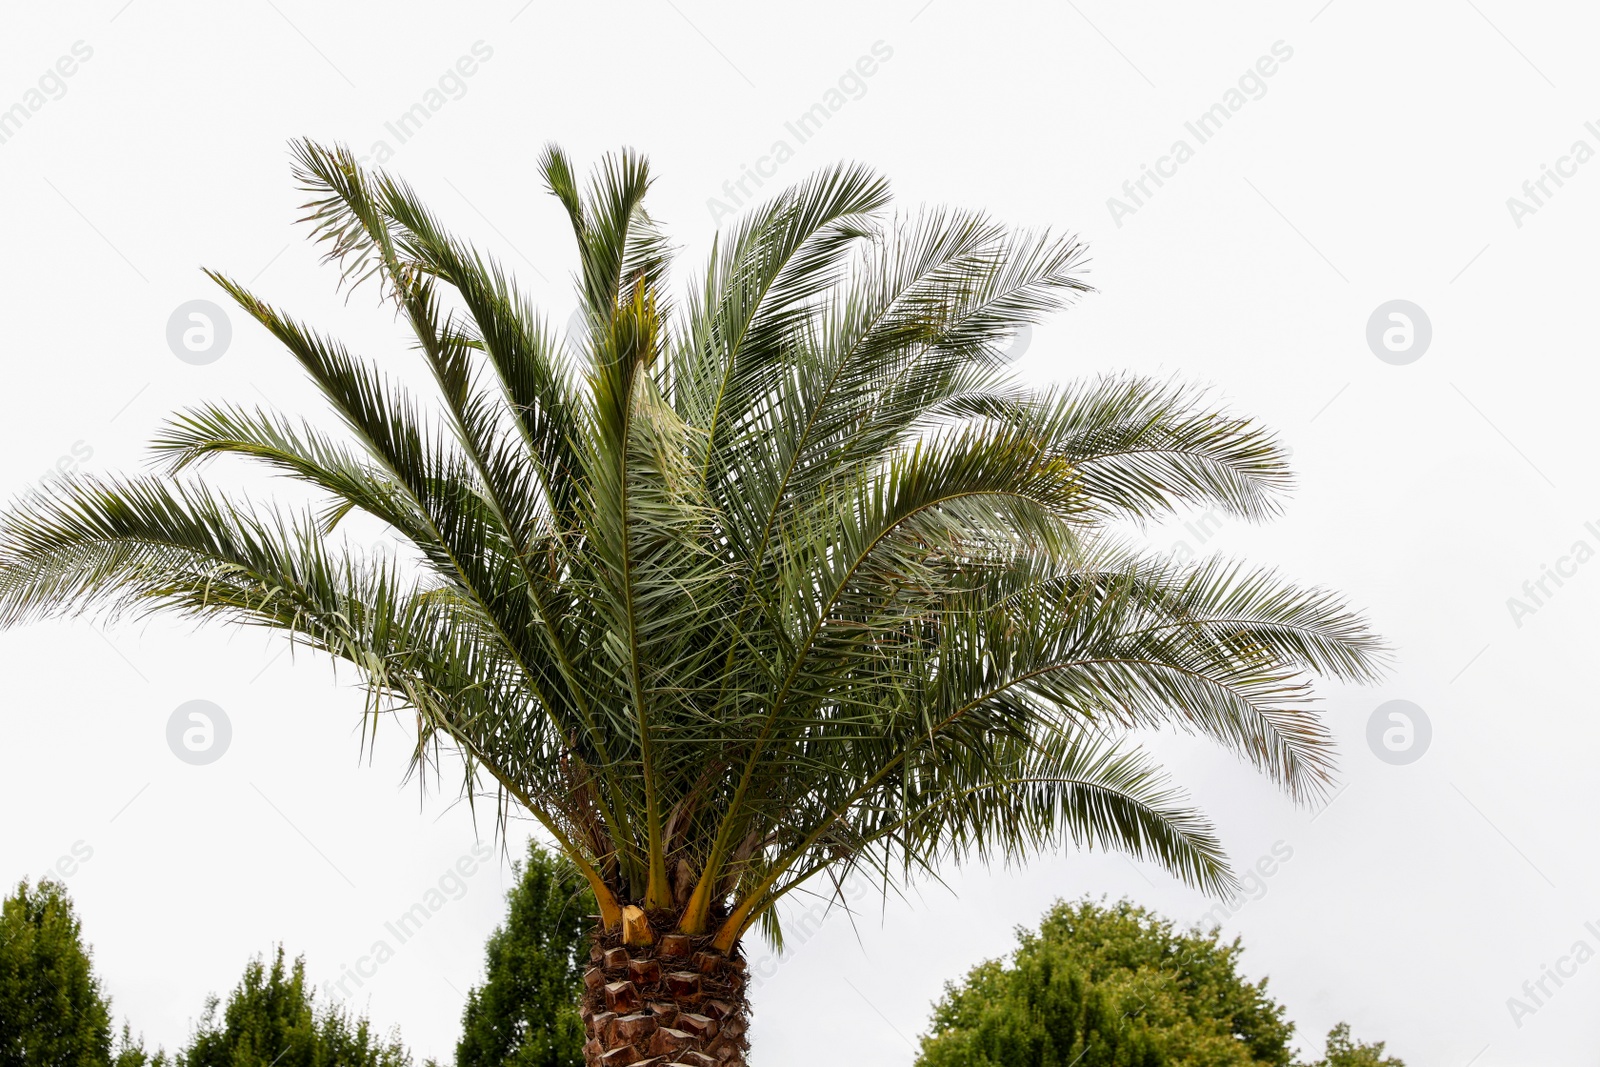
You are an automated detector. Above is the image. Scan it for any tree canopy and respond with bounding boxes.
[918,898,1295,1066]
[916,899,1402,1067]
[456,841,593,1067]
[0,878,114,1067]
[1299,1024,1404,1067]
[0,874,596,1067]
[179,947,410,1067]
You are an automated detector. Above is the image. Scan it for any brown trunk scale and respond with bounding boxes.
[580,925,750,1067]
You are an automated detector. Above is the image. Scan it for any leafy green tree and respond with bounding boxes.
[111,1025,167,1067]
[0,141,1384,1064]
[0,878,113,1067]
[455,841,593,1067]
[917,899,1295,1067]
[1300,1024,1404,1067]
[178,947,409,1067]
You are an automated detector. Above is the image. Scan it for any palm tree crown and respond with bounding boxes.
[0,142,1382,955]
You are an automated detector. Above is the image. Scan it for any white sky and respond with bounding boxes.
[2,1,1596,1063]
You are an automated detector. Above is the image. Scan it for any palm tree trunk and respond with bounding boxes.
[580,925,750,1067]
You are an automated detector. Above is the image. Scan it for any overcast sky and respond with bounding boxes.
[2,1,1596,1063]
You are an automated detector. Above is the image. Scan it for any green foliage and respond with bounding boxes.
[0,142,1385,953]
[455,841,594,1067]
[1300,1024,1404,1067]
[917,901,1406,1067]
[917,899,1295,1067]
[0,878,114,1067]
[177,947,409,1067]
[111,1025,168,1067]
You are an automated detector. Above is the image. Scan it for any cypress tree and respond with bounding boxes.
[455,843,593,1067]
[0,878,113,1067]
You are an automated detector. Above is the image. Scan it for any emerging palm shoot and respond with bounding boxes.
[0,142,1383,1066]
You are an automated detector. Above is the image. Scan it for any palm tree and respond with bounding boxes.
[0,142,1382,1066]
